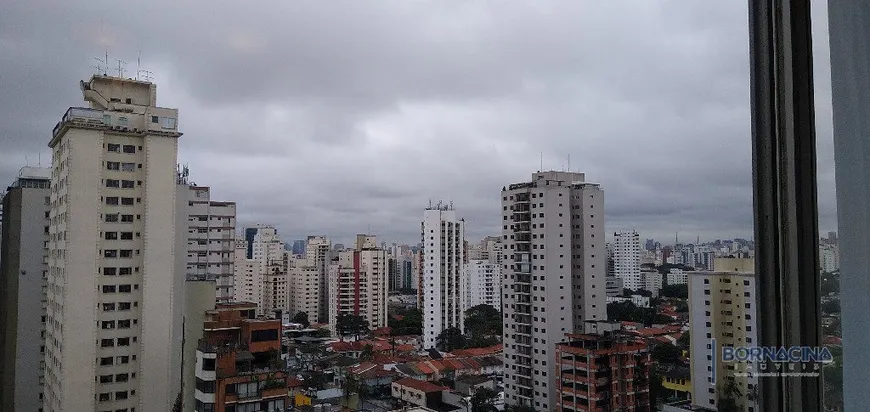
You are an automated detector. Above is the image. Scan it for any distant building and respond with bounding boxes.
[421,203,465,350]
[328,234,388,332]
[462,259,502,311]
[614,230,643,290]
[194,302,289,412]
[605,277,624,297]
[555,321,652,412]
[0,166,51,411]
[667,269,688,285]
[819,244,839,273]
[291,239,306,255]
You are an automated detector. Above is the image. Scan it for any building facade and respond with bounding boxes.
[688,263,758,411]
[44,75,182,411]
[421,204,466,350]
[555,321,652,412]
[501,171,607,410]
[328,234,389,332]
[613,230,642,291]
[462,259,501,311]
[194,302,288,412]
[0,167,51,412]
[178,181,236,299]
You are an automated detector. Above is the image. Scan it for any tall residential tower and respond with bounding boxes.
[501,171,607,410]
[44,75,182,411]
[421,203,465,350]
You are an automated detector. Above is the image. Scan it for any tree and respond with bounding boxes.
[504,404,536,412]
[717,379,743,412]
[436,327,467,352]
[292,311,311,328]
[660,284,688,299]
[389,308,423,335]
[336,313,369,339]
[464,304,503,348]
[360,344,374,361]
[677,330,690,349]
[470,387,499,412]
[314,328,332,338]
[650,343,681,365]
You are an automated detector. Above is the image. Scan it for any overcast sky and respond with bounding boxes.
[0,1,836,246]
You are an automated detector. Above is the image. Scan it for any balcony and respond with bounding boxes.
[513,222,531,233]
[515,233,531,243]
[52,107,104,138]
[512,213,531,223]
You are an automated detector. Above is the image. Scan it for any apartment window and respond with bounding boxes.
[120,232,133,240]
[117,338,130,346]
[103,303,116,311]
[121,197,134,206]
[103,267,117,276]
[119,302,131,310]
[116,373,129,382]
[120,250,133,258]
[104,250,118,258]
[100,339,114,348]
[99,357,113,366]
[121,162,135,172]
[202,358,215,371]
[105,232,118,240]
[98,393,110,402]
[121,180,135,188]
[119,267,132,276]
[115,391,128,400]
[122,145,136,154]
[107,144,121,153]
[119,285,132,293]
[102,285,116,293]
[118,319,131,329]
[105,214,119,223]
[101,321,115,329]
[106,179,120,188]
[117,356,130,364]
[105,197,119,206]
[107,161,121,171]
[121,214,134,223]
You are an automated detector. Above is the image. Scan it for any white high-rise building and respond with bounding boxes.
[233,238,261,306]
[232,225,285,316]
[501,171,607,410]
[820,244,840,273]
[306,235,332,323]
[421,203,465,350]
[328,234,388,333]
[45,75,182,411]
[462,259,501,311]
[176,180,236,300]
[613,229,643,290]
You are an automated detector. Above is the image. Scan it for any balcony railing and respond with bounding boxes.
[53,107,104,138]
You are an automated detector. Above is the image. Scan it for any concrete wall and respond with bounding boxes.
[182,281,216,412]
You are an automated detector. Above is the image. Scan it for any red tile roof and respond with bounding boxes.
[450,344,503,357]
[414,362,435,374]
[287,378,304,388]
[394,377,448,393]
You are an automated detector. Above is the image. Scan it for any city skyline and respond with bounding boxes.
[0,1,836,245]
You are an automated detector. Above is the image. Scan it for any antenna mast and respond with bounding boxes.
[114,58,126,78]
[540,152,543,172]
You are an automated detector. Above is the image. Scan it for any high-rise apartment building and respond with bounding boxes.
[0,167,51,412]
[327,234,388,332]
[613,230,642,291]
[501,171,607,410]
[555,321,652,412]
[233,226,284,316]
[177,178,236,300]
[233,238,261,307]
[687,258,758,411]
[306,235,332,323]
[45,75,182,411]
[421,203,465,350]
[462,259,501,311]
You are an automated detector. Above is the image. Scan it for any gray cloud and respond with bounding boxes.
[1,0,836,246]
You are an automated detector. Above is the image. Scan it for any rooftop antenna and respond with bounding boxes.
[38,153,41,167]
[94,49,109,76]
[568,154,571,172]
[540,152,543,172]
[136,49,141,80]
[114,58,126,78]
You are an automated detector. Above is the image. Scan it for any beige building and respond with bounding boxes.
[287,262,323,324]
[501,171,607,410]
[688,257,758,411]
[44,75,181,411]
[328,234,388,333]
[176,180,236,300]
[233,238,261,307]
[232,226,284,316]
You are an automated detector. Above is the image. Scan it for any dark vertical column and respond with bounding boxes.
[749,0,822,410]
